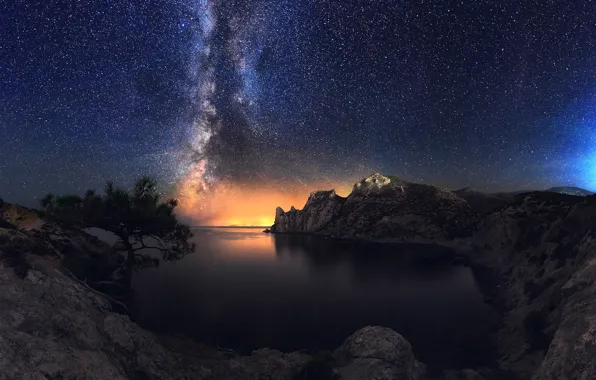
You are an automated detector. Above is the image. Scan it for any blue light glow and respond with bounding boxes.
[571,101,596,191]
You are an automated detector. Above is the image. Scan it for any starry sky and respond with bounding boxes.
[2,0,596,224]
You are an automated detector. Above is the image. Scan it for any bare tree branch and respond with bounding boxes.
[132,235,171,252]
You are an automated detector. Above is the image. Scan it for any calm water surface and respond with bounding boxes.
[132,227,494,370]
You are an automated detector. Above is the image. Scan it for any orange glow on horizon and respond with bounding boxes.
[175,167,354,226]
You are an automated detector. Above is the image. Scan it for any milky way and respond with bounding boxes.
[2,1,596,223]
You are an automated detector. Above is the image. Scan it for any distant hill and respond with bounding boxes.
[452,187,526,213]
[546,186,593,196]
[454,186,593,213]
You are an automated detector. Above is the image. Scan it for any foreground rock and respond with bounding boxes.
[473,191,596,379]
[272,173,475,242]
[0,261,312,379]
[333,326,426,380]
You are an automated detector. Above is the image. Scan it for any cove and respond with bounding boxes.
[132,227,496,371]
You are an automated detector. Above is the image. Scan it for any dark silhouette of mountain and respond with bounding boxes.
[454,186,593,213]
[545,186,593,196]
[453,187,534,214]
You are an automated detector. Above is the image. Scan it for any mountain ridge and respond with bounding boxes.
[271,173,475,242]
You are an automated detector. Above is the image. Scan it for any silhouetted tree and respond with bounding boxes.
[40,193,83,224]
[41,177,195,283]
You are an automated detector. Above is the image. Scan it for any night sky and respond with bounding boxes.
[2,1,596,223]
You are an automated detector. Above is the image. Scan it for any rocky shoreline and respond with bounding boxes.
[3,173,596,379]
[268,174,596,379]
[0,200,486,380]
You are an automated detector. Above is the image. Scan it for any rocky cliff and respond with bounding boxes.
[273,189,346,233]
[271,173,475,241]
[472,191,596,380]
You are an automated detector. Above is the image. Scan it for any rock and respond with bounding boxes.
[0,265,128,380]
[531,253,596,380]
[233,348,312,379]
[0,252,312,380]
[102,314,135,351]
[472,192,596,379]
[272,190,345,233]
[113,240,127,251]
[270,174,475,242]
[333,326,426,380]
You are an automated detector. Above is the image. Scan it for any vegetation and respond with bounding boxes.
[40,177,195,282]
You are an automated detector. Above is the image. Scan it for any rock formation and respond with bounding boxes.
[472,191,596,379]
[332,326,426,380]
[273,190,346,233]
[271,173,475,242]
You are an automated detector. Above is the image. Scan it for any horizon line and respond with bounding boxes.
[192,225,270,229]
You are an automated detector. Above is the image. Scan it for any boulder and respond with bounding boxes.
[333,326,426,380]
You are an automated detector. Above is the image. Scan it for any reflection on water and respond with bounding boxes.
[132,228,494,371]
[192,228,277,260]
